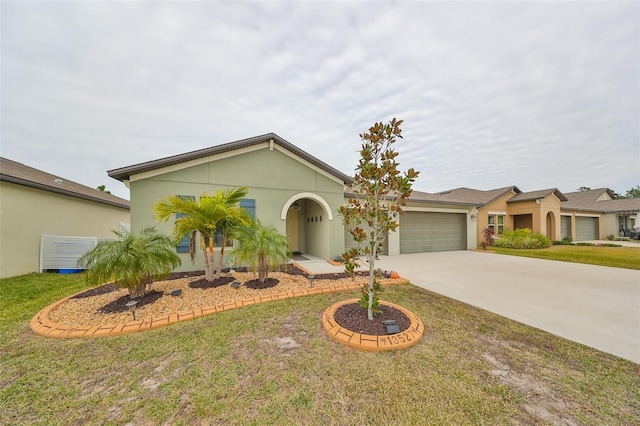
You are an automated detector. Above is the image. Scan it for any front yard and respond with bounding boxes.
[1,273,638,425]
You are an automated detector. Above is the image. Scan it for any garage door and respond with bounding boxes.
[400,212,466,253]
[561,216,572,239]
[576,217,599,241]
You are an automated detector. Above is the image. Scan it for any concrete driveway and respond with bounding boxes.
[375,251,640,363]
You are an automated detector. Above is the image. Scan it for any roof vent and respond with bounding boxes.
[54,178,63,184]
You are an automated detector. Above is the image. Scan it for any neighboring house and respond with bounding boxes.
[0,157,130,279]
[562,189,640,240]
[433,186,570,242]
[435,186,639,242]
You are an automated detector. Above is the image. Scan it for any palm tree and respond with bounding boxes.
[78,226,181,299]
[232,221,290,283]
[214,204,252,278]
[154,187,250,281]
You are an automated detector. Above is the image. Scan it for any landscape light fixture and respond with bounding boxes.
[308,275,315,288]
[382,319,400,335]
[125,300,138,321]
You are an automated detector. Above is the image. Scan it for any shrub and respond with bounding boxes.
[232,221,290,283]
[493,228,551,249]
[481,228,494,250]
[78,226,181,299]
[553,236,574,245]
[606,234,615,241]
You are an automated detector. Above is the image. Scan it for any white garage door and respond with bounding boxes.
[576,217,599,241]
[400,212,466,253]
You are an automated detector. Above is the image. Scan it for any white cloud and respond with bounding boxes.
[2,1,638,200]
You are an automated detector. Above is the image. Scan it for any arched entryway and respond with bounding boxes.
[546,211,556,240]
[281,193,332,259]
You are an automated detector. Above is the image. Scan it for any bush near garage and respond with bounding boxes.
[552,235,573,246]
[493,228,551,249]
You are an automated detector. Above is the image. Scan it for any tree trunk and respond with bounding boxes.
[367,253,375,320]
[215,240,226,280]
[203,249,214,281]
[258,257,268,283]
[129,285,146,299]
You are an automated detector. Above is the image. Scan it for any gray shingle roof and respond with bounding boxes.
[507,188,568,203]
[1,157,130,210]
[434,186,521,205]
[344,188,479,206]
[563,189,640,213]
[108,133,354,184]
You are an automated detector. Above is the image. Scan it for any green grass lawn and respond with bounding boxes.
[487,245,640,270]
[1,273,639,425]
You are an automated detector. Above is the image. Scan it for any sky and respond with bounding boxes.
[2,1,638,201]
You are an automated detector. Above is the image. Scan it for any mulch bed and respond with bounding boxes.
[55,265,400,331]
[333,302,411,336]
[98,291,164,314]
[245,278,279,289]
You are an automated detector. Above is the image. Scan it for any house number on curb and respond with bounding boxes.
[379,330,417,346]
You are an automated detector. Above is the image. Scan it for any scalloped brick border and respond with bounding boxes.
[322,298,424,351]
[30,276,409,339]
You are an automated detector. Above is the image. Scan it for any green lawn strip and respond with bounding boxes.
[0,275,638,425]
[488,245,640,270]
[0,273,91,323]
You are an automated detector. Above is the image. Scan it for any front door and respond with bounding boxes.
[286,208,300,252]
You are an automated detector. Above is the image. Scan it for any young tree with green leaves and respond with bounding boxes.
[340,118,419,320]
[78,226,181,299]
[153,187,251,281]
[232,221,290,283]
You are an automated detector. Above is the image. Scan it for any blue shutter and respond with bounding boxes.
[240,198,256,219]
[176,196,195,253]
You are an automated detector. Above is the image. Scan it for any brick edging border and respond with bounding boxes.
[30,276,409,339]
[322,298,424,351]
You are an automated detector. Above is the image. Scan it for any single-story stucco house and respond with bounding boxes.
[107,134,639,273]
[0,157,130,279]
[108,134,481,272]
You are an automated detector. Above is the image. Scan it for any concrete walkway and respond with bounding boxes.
[580,239,640,247]
[375,251,640,363]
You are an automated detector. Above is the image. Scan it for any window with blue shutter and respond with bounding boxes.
[176,196,195,253]
[240,198,256,219]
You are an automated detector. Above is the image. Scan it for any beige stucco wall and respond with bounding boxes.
[128,145,345,271]
[476,191,514,241]
[602,214,619,238]
[477,193,563,242]
[0,182,130,278]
